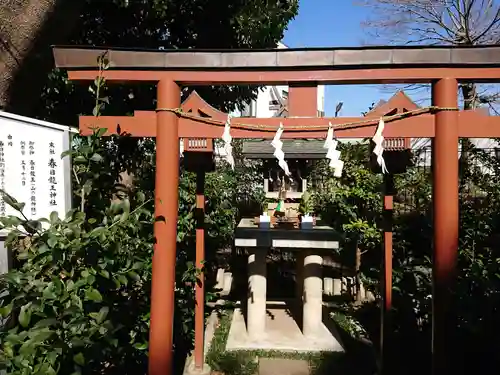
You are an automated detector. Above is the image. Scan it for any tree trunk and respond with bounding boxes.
[0,0,82,116]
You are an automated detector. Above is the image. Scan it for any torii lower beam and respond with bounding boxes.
[78,110,500,139]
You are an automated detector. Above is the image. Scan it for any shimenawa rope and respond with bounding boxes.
[155,106,458,132]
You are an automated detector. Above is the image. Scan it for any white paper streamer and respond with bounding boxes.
[323,123,344,177]
[372,118,389,173]
[271,123,291,176]
[222,114,235,169]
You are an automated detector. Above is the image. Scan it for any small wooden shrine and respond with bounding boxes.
[243,139,325,200]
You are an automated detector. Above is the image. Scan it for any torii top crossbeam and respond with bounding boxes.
[52,44,500,375]
[55,44,500,84]
[55,44,500,139]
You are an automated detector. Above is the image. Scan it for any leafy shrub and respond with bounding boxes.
[0,131,154,375]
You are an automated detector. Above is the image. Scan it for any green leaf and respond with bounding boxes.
[90,226,107,238]
[92,105,101,117]
[73,352,85,366]
[43,284,57,299]
[136,191,146,203]
[0,303,13,317]
[29,328,54,343]
[132,261,144,270]
[133,342,148,350]
[96,128,108,137]
[47,235,58,248]
[18,304,32,327]
[89,306,109,324]
[74,155,87,163]
[0,190,25,212]
[83,180,93,194]
[66,279,75,292]
[84,288,103,302]
[119,199,131,223]
[127,271,140,281]
[49,211,59,224]
[61,149,76,158]
[90,153,103,162]
[116,274,128,286]
[34,318,58,329]
[99,269,110,279]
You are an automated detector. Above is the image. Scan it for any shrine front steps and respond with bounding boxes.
[258,358,310,375]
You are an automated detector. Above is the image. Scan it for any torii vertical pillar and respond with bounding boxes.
[149,80,181,375]
[431,77,459,375]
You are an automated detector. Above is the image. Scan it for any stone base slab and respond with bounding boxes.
[225,302,344,352]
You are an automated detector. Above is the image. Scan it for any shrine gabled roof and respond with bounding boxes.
[365,90,419,117]
[52,44,500,70]
[242,139,326,159]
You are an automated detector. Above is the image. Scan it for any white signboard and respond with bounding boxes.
[0,111,74,236]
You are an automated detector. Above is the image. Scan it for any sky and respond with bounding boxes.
[281,0,429,116]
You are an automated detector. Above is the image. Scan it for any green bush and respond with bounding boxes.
[0,66,264,374]
[309,140,500,374]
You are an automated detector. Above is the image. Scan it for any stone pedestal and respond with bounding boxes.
[247,248,267,339]
[302,252,323,338]
[234,218,342,345]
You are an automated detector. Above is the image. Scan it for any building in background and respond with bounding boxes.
[211,42,325,158]
[231,42,325,119]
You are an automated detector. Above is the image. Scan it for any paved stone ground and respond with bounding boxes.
[258,358,310,375]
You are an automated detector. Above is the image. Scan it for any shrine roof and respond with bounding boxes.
[53,44,500,70]
[242,139,326,159]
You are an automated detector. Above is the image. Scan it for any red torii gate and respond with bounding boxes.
[53,45,500,375]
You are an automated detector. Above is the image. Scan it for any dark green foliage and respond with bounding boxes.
[310,139,500,374]
[35,0,299,125]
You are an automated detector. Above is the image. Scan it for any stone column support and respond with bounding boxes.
[323,277,333,296]
[295,252,305,328]
[247,248,267,339]
[302,251,323,338]
[333,278,342,296]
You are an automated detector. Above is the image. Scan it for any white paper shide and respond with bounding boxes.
[372,118,389,173]
[324,123,344,177]
[0,112,73,235]
[271,123,291,176]
[222,115,235,169]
